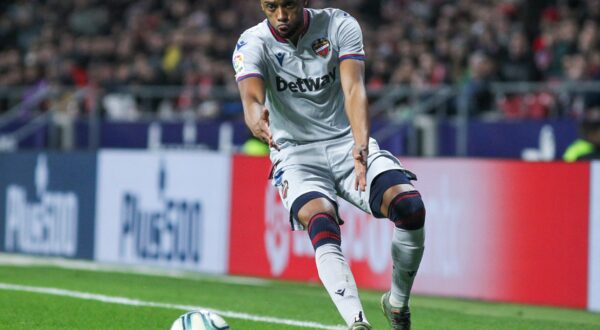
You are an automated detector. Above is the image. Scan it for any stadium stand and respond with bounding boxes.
[0,0,599,157]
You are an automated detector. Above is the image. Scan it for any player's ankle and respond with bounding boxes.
[389,294,408,308]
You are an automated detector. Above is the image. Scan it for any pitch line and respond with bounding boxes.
[0,254,268,286]
[0,282,345,330]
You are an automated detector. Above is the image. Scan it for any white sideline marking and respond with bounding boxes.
[0,253,268,286]
[0,283,345,330]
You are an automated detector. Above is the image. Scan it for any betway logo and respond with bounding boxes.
[276,67,336,92]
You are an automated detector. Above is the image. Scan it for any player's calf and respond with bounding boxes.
[387,190,425,310]
[305,212,368,326]
[370,171,425,311]
[307,213,341,249]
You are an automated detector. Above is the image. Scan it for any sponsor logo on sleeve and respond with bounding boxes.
[233,53,245,74]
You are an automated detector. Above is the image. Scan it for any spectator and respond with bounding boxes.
[563,107,600,161]
[457,52,496,116]
[499,31,539,82]
[1,0,600,120]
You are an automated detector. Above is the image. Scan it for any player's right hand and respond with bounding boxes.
[352,144,368,192]
[253,108,279,150]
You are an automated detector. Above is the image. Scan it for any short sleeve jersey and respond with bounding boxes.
[232,8,366,148]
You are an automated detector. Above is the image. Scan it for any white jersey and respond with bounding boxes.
[233,8,366,148]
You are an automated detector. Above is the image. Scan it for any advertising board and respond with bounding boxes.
[229,156,590,308]
[588,162,600,312]
[94,150,231,273]
[0,152,96,259]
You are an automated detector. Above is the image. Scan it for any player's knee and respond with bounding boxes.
[369,170,414,218]
[388,191,425,230]
[307,213,341,250]
[297,202,336,226]
[293,192,336,227]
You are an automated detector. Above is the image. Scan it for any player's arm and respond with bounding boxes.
[340,58,369,191]
[238,76,278,150]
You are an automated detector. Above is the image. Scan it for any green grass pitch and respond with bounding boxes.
[0,258,598,329]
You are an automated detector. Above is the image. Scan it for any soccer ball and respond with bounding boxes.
[170,310,230,330]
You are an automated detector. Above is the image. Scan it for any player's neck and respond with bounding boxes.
[288,30,302,46]
[284,9,309,47]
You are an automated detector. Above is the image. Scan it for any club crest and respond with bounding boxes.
[312,38,330,57]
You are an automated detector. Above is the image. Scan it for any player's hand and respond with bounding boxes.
[352,144,368,191]
[252,108,279,150]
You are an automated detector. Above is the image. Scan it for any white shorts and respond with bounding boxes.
[269,134,406,230]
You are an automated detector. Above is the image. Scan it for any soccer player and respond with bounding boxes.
[233,1,425,329]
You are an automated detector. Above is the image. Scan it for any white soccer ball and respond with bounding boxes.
[170,310,230,330]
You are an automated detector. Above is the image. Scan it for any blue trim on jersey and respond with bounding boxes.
[339,54,366,61]
[236,73,264,82]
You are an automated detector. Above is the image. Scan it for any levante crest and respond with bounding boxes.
[312,37,330,57]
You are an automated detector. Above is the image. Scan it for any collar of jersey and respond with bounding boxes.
[267,9,311,44]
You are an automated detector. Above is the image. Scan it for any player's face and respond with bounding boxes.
[261,0,306,39]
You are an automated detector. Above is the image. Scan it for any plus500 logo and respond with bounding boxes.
[5,186,78,256]
[119,193,203,264]
[4,155,79,256]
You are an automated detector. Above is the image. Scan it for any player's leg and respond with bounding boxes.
[335,138,425,310]
[332,136,423,329]
[292,193,370,328]
[370,170,425,329]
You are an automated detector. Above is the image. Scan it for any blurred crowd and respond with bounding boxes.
[1,0,600,119]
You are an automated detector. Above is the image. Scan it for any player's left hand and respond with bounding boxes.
[352,144,368,191]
